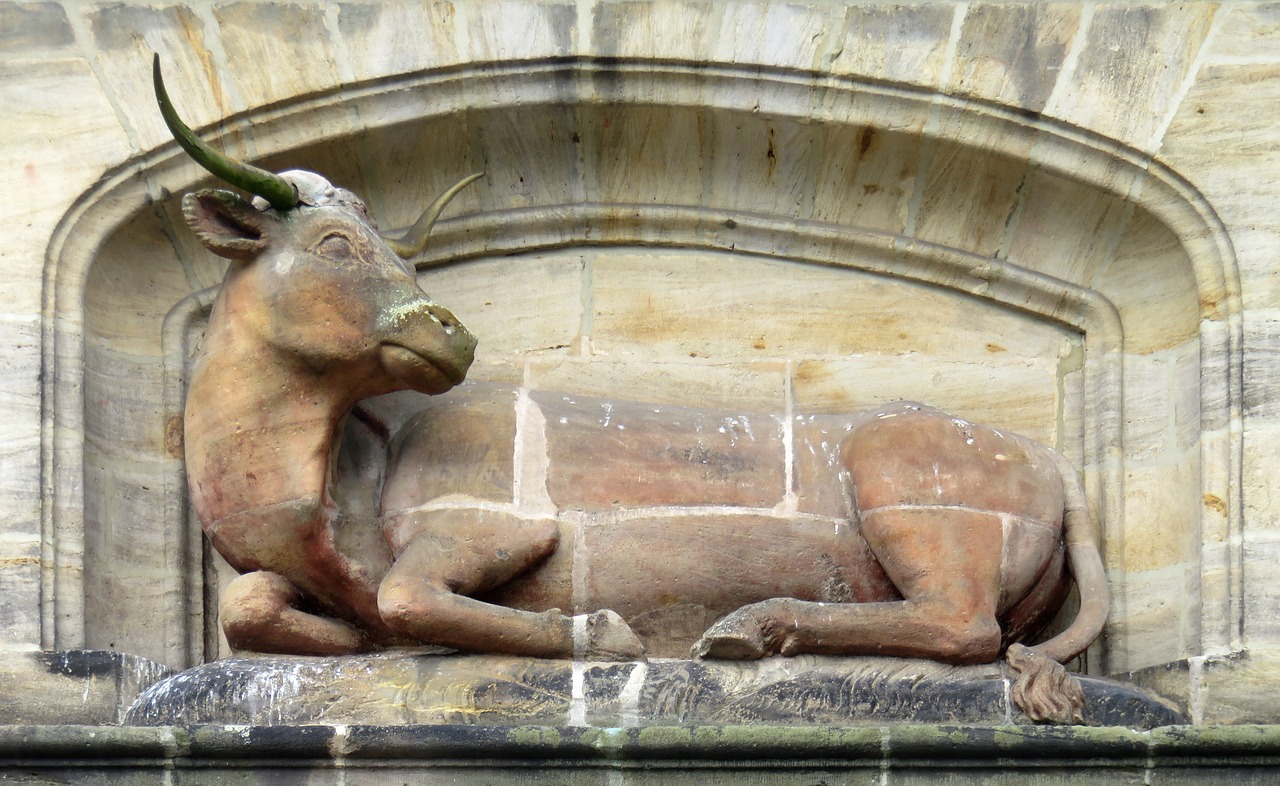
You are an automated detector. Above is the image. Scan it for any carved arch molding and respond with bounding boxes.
[43,60,1241,672]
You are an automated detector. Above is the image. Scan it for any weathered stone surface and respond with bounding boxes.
[123,652,1183,729]
[1098,212,1202,356]
[711,3,834,70]
[1120,453,1201,573]
[574,514,894,657]
[382,384,518,510]
[1044,3,1217,151]
[1002,169,1134,290]
[811,126,921,233]
[465,0,575,61]
[1210,4,1280,62]
[214,2,342,109]
[0,651,172,725]
[829,4,956,88]
[536,391,785,511]
[912,139,1032,260]
[950,4,1082,112]
[1,2,75,56]
[1107,567,1197,673]
[528,356,787,412]
[592,0,719,61]
[19,723,1280,785]
[793,356,1061,445]
[417,253,585,357]
[336,1,461,81]
[590,252,1073,362]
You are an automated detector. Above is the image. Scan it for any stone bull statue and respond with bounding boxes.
[158,57,1107,723]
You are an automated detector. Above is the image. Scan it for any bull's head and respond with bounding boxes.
[154,55,477,399]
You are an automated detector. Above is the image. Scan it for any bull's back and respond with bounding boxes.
[842,403,1065,520]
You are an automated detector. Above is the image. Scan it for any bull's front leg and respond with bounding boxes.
[378,509,645,660]
[220,571,371,655]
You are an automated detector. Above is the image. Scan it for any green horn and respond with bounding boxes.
[153,54,298,212]
[383,173,484,260]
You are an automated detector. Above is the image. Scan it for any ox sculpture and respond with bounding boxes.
[158,57,1108,724]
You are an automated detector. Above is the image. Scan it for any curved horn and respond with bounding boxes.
[383,173,484,260]
[152,54,299,212]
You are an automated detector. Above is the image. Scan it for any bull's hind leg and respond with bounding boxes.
[694,508,1005,665]
[220,571,369,655]
[378,509,644,660]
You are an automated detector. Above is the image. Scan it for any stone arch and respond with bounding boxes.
[44,60,1239,671]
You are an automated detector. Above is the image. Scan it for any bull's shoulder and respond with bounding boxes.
[840,404,1065,523]
[381,384,519,513]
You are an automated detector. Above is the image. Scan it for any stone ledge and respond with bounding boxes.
[0,724,1278,777]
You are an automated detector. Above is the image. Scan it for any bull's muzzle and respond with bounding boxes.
[379,301,476,394]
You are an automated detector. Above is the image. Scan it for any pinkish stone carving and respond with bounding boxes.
[160,59,1107,724]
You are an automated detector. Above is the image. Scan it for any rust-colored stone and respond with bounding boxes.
[537,392,785,510]
[842,403,1064,522]
[382,384,518,512]
[577,514,897,657]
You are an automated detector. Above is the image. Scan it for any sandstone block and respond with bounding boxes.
[1002,168,1134,290]
[527,356,786,412]
[793,356,1060,445]
[828,5,956,89]
[950,4,1082,112]
[1044,3,1216,151]
[592,1,719,61]
[417,253,584,357]
[1119,451,1201,572]
[214,3,342,109]
[464,0,575,60]
[85,4,227,154]
[591,252,1073,363]
[712,3,834,70]
[1099,215,1202,356]
[336,2,461,82]
[535,392,785,511]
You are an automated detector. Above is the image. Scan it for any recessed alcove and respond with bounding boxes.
[47,60,1238,676]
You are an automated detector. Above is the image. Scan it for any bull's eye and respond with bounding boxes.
[312,233,355,259]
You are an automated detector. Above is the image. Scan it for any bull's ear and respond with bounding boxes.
[181,189,271,261]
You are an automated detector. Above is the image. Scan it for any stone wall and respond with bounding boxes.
[2,0,1279,724]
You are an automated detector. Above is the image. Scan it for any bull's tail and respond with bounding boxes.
[1030,450,1109,663]
[1007,450,1109,724]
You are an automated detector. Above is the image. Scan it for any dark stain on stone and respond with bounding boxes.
[857,127,876,159]
[765,127,777,178]
[37,650,121,679]
[666,445,748,477]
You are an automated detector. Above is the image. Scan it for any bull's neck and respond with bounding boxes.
[184,325,360,527]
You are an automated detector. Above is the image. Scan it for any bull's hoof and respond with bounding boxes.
[691,606,771,660]
[1006,643,1086,724]
[585,609,647,661]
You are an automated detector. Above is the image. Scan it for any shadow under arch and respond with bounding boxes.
[42,58,1240,672]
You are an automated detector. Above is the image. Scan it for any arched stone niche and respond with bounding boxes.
[45,61,1239,674]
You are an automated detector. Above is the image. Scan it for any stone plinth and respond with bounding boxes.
[125,652,1183,729]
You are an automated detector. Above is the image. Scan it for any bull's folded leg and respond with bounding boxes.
[221,570,369,655]
[695,508,1005,665]
[378,510,644,660]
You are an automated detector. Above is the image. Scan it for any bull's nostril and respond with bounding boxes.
[428,304,460,329]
